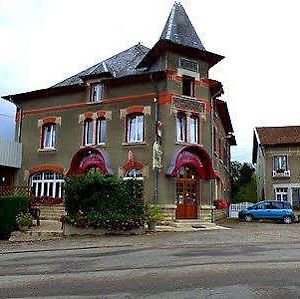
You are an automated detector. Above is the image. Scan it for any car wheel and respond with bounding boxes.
[244,214,253,222]
[283,216,292,224]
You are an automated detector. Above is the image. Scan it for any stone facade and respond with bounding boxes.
[4,3,236,222]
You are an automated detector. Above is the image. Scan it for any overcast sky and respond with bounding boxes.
[1,0,300,162]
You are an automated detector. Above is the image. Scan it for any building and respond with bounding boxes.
[0,139,22,187]
[2,2,236,222]
[253,126,300,209]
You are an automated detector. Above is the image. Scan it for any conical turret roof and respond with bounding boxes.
[160,2,205,51]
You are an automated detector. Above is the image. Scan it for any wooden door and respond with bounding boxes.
[175,167,198,219]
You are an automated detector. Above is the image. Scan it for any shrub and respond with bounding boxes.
[64,172,145,231]
[214,198,231,210]
[0,195,29,239]
[144,203,164,223]
[16,212,33,231]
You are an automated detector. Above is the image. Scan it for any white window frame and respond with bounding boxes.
[42,123,56,149]
[91,83,103,103]
[30,172,64,198]
[176,113,186,143]
[123,168,143,180]
[275,187,288,201]
[273,155,287,171]
[84,119,94,146]
[189,115,199,144]
[97,117,106,145]
[127,114,144,143]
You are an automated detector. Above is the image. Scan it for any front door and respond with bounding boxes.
[176,167,198,219]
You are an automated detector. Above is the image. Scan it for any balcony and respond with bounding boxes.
[0,139,22,169]
[272,169,290,178]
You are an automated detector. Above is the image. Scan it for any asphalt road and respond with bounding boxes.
[1,222,300,298]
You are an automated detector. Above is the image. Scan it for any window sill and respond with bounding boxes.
[86,101,103,105]
[38,148,56,152]
[175,141,201,146]
[122,142,146,146]
[96,143,106,148]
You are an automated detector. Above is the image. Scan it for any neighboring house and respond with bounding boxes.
[253,126,300,209]
[2,3,236,222]
[0,138,22,186]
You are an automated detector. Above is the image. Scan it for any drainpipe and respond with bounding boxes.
[209,88,223,211]
[150,72,160,204]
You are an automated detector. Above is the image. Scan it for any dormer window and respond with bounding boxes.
[91,83,103,103]
[182,76,194,97]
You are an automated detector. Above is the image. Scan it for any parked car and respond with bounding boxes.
[238,200,295,224]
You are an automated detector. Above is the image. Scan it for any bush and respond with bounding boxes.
[16,212,33,231]
[144,203,164,223]
[214,199,231,210]
[0,195,29,239]
[64,172,145,231]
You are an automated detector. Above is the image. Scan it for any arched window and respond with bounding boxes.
[127,114,144,143]
[97,117,106,144]
[84,119,93,145]
[30,171,64,199]
[42,123,56,149]
[124,168,143,180]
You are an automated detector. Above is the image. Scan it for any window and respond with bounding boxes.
[42,123,56,149]
[124,168,143,180]
[97,117,106,144]
[84,119,93,145]
[182,76,194,97]
[218,137,222,160]
[176,114,186,142]
[275,187,288,201]
[30,172,64,199]
[91,83,103,103]
[189,115,199,144]
[179,58,198,72]
[127,114,144,143]
[273,156,287,171]
[213,127,217,152]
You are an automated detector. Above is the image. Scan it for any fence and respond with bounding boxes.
[0,186,32,197]
[228,202,254,218]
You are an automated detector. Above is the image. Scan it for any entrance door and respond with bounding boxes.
[176,167,198,219]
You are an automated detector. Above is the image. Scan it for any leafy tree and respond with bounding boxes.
[233,174,257,203]
[230,161,256,203]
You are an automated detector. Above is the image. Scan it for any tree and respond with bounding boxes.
[230,161,256,203]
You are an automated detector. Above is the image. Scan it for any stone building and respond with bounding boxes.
[3,2,236,222]
[253,126,300,209]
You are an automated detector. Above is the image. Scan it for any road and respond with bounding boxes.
[1,222,300,298]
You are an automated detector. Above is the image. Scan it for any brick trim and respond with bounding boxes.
[38,116,61,127]
[28,164,64,175]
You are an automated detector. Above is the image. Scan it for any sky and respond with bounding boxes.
[1,0,300,162]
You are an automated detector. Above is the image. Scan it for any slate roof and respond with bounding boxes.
[160,2,205,51]
[255,126,300,145]
[52,44,151,88]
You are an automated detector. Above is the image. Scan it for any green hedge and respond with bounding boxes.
[0,195,30,239]
[64,172,144,230]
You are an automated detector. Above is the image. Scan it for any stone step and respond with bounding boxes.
[37,204,65,221]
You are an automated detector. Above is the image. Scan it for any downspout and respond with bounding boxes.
[150,72,160,204]
[209,87,223,211]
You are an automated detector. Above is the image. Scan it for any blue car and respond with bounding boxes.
[238,200,295,224]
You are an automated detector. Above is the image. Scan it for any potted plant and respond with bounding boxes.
[145,203,164,232]
[16,212,33,232]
